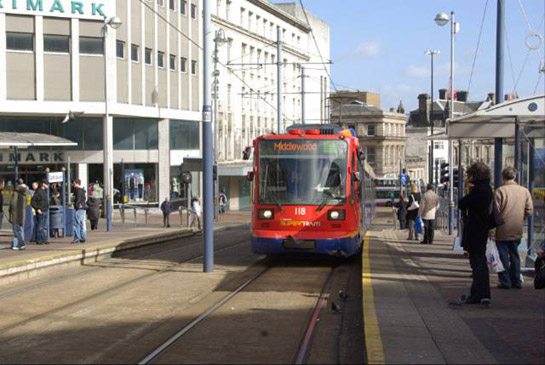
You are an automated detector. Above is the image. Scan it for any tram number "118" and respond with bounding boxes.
[295,207,306,215]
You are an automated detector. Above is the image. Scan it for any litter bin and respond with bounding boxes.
[65,207,74,237]
[49,206,65,238]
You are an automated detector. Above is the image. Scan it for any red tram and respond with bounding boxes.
[247,124,375,257]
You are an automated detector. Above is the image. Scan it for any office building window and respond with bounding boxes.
[114,118,158,150]
[191,60,197,75]
[44,34,69,53]
[367,125,375,136]
[145,48,152,65]
[191,3,197,19]
[180,0,186,14]
[157,51,165,68]
[170,120,199,150]
[80,37,103,55]
[116,40,125,58]
[131,44,139,62]
[169,0,175,10]
[6,32,34,51]
[157,0,164,6]
[169,54,176,70]
[180,57,187,72]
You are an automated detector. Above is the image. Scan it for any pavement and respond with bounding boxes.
[363,227,545,364]
[0,210,251,285]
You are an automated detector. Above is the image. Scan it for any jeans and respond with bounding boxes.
[469,250,491,300]
[423,219,435,244]
[163,213,170,227]
[0,212,3,229]
[12,224,25,248]
[36,212,48,244]
[408,219,419,240]
[496,240,521,287]
[74,209,87,242]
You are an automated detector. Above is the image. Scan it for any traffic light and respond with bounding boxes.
[440,162,449,184]
[453,167,460,187]
[181,171,192,184]
[213,165,218,181]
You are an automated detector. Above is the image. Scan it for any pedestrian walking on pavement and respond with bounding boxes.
[494,167,533,289]
[28,181,39,242]
[458,162,493,306]
[72,179,87,243]
[219,190,227,215]
[160,197,173,227]
[190,197,202,230]
[8,181,29,250]
[419,184,440,244]
[407,184,421,241]
[395,194,408,229]
[87,197,100,230]
[0,178,5,230]
[31,180,50,245]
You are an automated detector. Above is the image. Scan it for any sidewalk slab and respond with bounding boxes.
[365,228,544,365]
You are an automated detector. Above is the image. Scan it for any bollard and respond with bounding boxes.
[133,207,137,228]
[144,208,148,226]
[120,204,125,228]
[179,207,184,226]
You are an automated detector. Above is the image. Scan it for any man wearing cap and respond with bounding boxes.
[31,180,50,245]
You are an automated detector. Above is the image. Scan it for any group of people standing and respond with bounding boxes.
[396,183,440,245]
[1,178,99,250]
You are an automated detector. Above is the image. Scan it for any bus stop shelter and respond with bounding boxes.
[448,95,545,258]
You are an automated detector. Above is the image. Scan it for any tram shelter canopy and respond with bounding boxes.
[447,95,545,139]
[0,132,78,148]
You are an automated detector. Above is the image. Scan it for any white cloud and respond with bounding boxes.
[405,65,430,78]
[339,41,384,60]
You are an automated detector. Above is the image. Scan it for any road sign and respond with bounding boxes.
[400,173,407,185]
[47,171,64,183]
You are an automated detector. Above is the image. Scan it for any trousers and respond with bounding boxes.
[496,240,521,287]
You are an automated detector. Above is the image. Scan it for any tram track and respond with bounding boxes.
[0,227,252,337]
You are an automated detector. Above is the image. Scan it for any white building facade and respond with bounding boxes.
[0,0,203,203]
[212,0,331,210]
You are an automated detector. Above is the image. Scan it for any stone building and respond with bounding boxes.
[330,93,406,178]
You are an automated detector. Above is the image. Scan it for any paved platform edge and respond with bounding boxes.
[0,228,198,282]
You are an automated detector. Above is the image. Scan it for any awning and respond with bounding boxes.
[0,132,78,147]
[448,95,545,138]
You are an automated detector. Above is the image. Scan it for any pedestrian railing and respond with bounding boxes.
[119,204,150,228]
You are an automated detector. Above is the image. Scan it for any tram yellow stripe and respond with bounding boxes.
[362,231,385,364]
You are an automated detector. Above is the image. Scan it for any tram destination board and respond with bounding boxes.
[260,139,347,157]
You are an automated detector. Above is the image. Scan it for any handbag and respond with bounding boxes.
[534,258,545,290]
[485,240,505,273]
[407,194,420,211]
[488,189,504,229]
[415,217,423,234]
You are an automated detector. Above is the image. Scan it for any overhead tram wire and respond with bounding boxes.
[298,0,339,93]
[137,0,294,123]
[467,0,489,94]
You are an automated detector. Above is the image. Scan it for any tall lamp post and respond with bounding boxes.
[435,11,458,236]
[213,28,227,220]
[425,49,439,186]
[102,15,123,232]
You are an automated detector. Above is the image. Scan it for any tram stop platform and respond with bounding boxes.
[0,210,251,286]
[363,228,544,364]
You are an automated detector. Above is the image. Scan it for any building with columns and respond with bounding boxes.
[0,0,202,203]
[330,94,407,178]
[212,0,331,210]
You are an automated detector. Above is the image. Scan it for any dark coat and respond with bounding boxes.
[31,187,49,212]
[9,185,28,225]
[396,200,408,222]
[458,179,493,253]
[74,187,87,210]
[406,193,421,220]
[87,197,100,221]
[160,201,173,215]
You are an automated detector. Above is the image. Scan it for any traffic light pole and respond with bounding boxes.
[447,11,455,236]
[457,139,463,236]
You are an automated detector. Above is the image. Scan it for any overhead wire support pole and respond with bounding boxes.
[277,26,282,134]
[301,66,305,124]
[494,0,505,189]
[447,11,456,236]
[202,0,214,272]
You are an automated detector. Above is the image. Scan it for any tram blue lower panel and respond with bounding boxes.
[252,235,361,257]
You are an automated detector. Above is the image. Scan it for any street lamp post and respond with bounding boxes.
[435,11,458,236]
[425,49,439,186]
[213,28,227,220]
[102,15,122,232]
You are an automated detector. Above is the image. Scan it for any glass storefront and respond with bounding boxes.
[113,163,158,203]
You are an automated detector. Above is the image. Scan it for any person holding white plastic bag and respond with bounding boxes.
[406,184,421,241]
[458,162,493,306]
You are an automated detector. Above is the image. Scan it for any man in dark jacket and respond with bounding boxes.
[160,197,173,227]
[9,181,29,250]
[87,197,100,230]
[72,179,87,243]
[458,162,493,306]
[31,180,49,245]
[0,178,5,230]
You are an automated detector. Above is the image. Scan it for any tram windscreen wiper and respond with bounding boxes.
[268,190,283,211]
[316,190,333,212]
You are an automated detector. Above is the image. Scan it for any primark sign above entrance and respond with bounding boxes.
[0,0,115,20]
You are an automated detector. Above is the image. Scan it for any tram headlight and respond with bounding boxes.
[328,209,346,220]
[259,209,274,219]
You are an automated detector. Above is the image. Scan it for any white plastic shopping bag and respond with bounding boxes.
[486,240,505,273]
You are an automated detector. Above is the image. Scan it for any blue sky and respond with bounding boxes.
[273,0,545,112]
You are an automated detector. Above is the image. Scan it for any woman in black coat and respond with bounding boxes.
[406,185,421,241]
[458,162,493,305]
[395,194,409,229]
[87,197,101,230]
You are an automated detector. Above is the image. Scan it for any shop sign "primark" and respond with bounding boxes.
[0,151,64,164]
[0,0,115,20]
